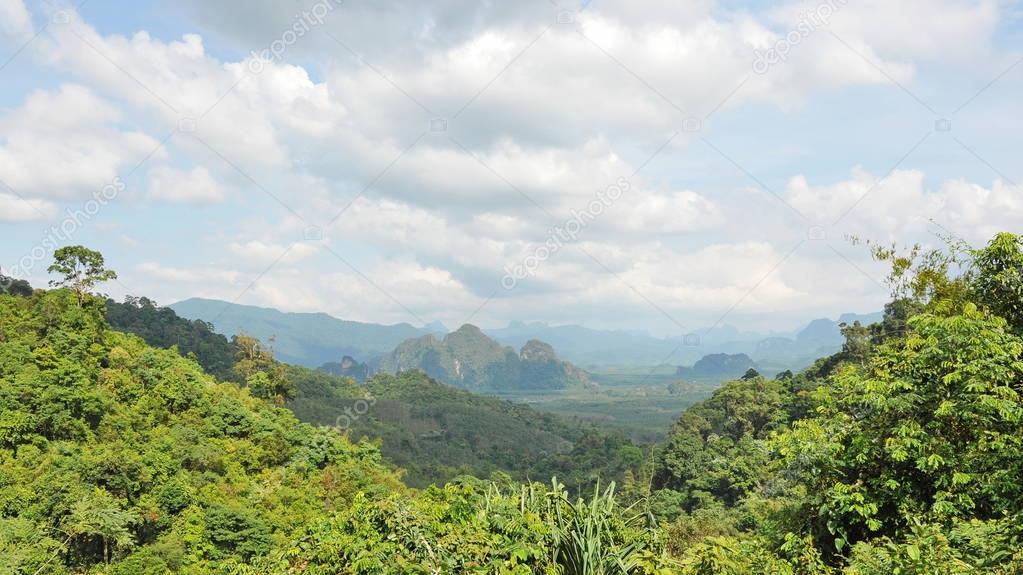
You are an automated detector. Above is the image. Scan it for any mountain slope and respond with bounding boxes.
[379,324,591,391]
[169,297,427,367]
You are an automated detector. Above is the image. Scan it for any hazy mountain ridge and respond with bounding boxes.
[169,297,428,366]
[169,297,882,373]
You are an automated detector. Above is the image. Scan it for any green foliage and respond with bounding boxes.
[0,288,402,572]
[47,245,118,306]
[775,304,1023,552]
[106,296,236,381]
[971,232,1023,332]
[652,374,789,513]
[651,233,1023,574]
[232,333,296,404]
[253,479,676,575]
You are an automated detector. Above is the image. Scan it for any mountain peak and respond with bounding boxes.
[452,323,484,334]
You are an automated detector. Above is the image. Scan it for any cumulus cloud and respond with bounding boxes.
[0,0,31,41]
[147,166,225,204]
[0,85,164,200]
[6,0,1016,332]
[785,168,1023,243]
[137,261,241,284]
[227,240,320,266]
[0,193,57,222]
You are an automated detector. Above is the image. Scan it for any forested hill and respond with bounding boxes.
[106,293,641,489]
[106,296,237,381]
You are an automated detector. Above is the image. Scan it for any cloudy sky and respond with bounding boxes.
[1,0,1021,336]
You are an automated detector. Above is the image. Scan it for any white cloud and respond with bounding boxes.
[784,168,1023,243]
[147,166,225,204]
[5,0,1015,333]
[0,193,57,222]
[227,240,320,266]
[137,261,240,284]
[610,190,724,233]
[0,0,31,41]
[0,85,164,200]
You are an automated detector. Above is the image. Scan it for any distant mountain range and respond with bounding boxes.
[377,324,590,391]
[169,298,882,373]
[169,298,427,366]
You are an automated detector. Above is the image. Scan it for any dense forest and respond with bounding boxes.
[2,232,1023,573]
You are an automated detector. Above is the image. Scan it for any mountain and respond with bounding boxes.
[423,320,449,334]
[169,297,427,367]
[487,314,883,369]
[486,322,691,366]
[676,353,759,381]
[379,324,591,391]
[166,298,883,371]
[317,355,370,382]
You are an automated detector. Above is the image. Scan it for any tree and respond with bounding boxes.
[0,272,32,297]
[232,334,295,404]
[47,246,118,306]
[776,304,1023,555]
[970,232,1023,332]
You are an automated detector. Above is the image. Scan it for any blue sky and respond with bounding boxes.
[1,0,1021,338]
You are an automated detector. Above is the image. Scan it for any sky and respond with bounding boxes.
[0,0,1021,337]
